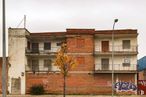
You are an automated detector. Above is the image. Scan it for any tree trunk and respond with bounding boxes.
[63,74,66,97]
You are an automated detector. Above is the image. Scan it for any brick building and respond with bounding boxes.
[8,28,138,95]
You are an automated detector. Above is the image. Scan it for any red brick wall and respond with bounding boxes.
[67,35,94,71]
[26,73,136,94]
[71,55,94,71]
[67,36,94,53]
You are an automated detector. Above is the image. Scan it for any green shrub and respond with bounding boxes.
[30,84,45,95]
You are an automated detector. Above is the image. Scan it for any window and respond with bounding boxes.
[44,59,52,67]
[123,40,130,49]
[77,57,85,65]
[44,42,51,50]
[32,59,39,71]
[32,43,39,52]
[56,42,62,46]
[77,38,85,48]
[123,57,130,66]
[27,41,30,50]
[44,59,52,71]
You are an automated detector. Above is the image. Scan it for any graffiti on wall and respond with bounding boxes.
[115,81,137,92]
[138,80,146,95]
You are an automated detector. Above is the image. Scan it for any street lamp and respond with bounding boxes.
[112,19,118,97]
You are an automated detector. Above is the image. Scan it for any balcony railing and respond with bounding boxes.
[25,47,59,55]
[95,64,137,71]
[95,45,138,54]
[26,65,59,72]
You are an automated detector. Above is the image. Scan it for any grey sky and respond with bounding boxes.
[0,0,146,58]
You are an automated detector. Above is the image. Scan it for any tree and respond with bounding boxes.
[54,43,77,97]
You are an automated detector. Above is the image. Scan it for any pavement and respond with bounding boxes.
[0,95,145,97]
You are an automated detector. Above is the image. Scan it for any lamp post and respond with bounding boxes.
[2,0,7,97]
[112,19,118,97]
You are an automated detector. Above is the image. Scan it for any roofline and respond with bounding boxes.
[8,28,137,36]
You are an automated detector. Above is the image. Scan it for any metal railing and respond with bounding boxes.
[95,45,138,53]
[95,64,137,71]
[25,47,59,54]
[26,65,60,72]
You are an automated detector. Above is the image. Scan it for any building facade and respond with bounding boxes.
[8,28,138,95]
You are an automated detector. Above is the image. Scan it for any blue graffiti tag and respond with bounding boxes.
[115,82,137,91]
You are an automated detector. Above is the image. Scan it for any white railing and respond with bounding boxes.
[95,64,137,71]
[95,45,138,52]
[25,47,59,54]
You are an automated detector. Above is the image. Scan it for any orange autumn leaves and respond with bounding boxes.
[54,43,77,76]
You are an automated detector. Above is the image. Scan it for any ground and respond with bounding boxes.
[0,95,145,97]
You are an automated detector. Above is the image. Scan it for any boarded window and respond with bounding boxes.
[123,40,130,49]
[77,57,85,65]
[77,38,85,48]
[11,78,21,94]
[44,42,51,50]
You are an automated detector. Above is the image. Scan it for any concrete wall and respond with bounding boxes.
[8,28,29,94]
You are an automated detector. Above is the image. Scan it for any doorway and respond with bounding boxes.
[101,41,109,52]
[11,78,21,94]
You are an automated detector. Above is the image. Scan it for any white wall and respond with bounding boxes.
[95,37,137,52]
[8,28,29,94]
[95,55,137,70]
[38,40,61,52]
[39,57,59,71]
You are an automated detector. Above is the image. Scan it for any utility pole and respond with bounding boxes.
[111,19,118,97]
[2,0,7,96]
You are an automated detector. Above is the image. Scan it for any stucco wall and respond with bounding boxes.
[8,28,29,94]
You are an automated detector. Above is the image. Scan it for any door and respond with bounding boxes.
[101,58,109,70]
[102,41,109,52]
[11,78,21,94]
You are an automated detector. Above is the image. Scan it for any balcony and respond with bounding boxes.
[95,64,137,73]
[26,65,59,72]
[94,45,138,55]
[25,47,59,56]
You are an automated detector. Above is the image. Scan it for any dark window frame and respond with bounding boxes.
[44,42,51,50]
[31,59,39,72]
[31,42,39,53]
[122,40,131,49]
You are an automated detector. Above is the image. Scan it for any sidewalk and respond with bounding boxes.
[0,95,145,97]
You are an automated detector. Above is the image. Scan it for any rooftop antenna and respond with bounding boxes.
[16,15,26,28]
[24,15,26,28]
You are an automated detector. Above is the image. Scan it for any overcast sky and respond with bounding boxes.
[0,0,146,59]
